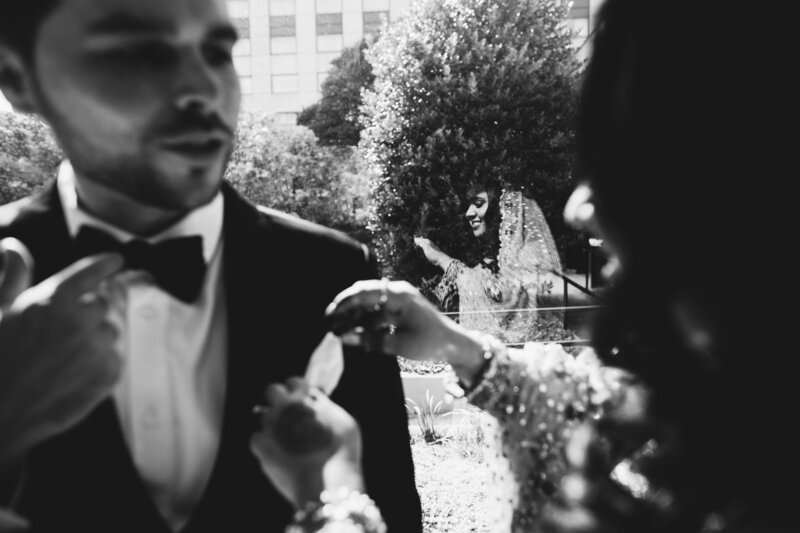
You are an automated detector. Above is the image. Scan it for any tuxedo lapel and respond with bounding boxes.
[2,182,75,283]
[180,183,297,532]
[218,182,317,418]
[5,181,170,532]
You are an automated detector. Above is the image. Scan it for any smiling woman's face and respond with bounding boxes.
[465,190,490,238]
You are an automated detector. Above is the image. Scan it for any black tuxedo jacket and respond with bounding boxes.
[0,181,422,533]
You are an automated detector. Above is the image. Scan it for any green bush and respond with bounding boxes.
[406,390,445,444]
[0,111,62,204]
[298,39,375,147]
[224,111,371,242]
[360,0,585,291]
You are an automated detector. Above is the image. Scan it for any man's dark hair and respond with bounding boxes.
[0,0,60,61]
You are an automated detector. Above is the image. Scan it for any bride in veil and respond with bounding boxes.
[413,182,574,531]
[415,181,565,346]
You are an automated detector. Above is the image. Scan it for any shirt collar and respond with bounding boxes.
[57,160,223,263]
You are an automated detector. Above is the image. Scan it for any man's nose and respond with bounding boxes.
[172,49,223,113]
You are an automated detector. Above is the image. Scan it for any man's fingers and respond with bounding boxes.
[264,383,290,407]
[0,238,34,307]
[49,253,124,302]
[285,377,309,397]
[250,431,282,463]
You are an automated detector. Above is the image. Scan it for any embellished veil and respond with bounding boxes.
[436,189,571,532]
[437,189,564,345]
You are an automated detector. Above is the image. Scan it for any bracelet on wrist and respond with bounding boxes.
[286,487,386,533]
[443,334,502,399]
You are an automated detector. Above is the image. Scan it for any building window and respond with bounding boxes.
[270,15,296,37]
[270,15,296,54]
[362,0,389,11]
[239,76,253,95]
[271,36,297,54]
[227,0,250,18]
[272,74,298,93]
[316,13,342,35]
[233,38,251,57]
[568,0,590,19]
[316,0,342,13]
[567,17,589,39]
[363,11,388,35]
[273,112,298,126]
[271,55,297,75]
[269,0,295,16]
[317,34,343,52]
[234,55,252,76]
[230,17,250,39]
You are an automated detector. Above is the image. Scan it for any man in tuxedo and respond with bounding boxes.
[0,1,421,532]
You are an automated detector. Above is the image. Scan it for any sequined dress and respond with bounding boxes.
[284,341,626,533]
[436,190,565,344]
[464,341,625,533]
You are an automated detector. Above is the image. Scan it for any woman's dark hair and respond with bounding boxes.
[575,0,794,527]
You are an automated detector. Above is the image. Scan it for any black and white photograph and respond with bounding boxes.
[0,1,794,532]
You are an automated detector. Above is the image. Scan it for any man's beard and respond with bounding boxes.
[32,79,231,211]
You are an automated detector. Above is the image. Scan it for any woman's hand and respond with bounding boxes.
[325,280,486,385]
[250,377,363,509]
[413,236,451,270]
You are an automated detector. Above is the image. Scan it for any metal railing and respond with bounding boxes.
[549,268,603,308]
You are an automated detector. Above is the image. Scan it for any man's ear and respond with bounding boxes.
[0,44,37,113]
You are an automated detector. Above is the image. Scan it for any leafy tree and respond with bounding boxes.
[298,39,375,147]
[360,0,584,290]
[0,111,62,204]
[225,111,370,242]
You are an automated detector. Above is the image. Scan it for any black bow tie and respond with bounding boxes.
[74,226,207,303]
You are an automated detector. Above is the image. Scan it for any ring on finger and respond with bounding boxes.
[374,277,389,312]
[252,404,269,415]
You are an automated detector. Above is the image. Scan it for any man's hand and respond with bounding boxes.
[0,238,125,467]
[250,377,363,509]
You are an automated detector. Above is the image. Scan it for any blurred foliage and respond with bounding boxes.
[0,111,62,204]
[298,39,375,147]
[360,0,587,294]
[224,111,372,243]
[0,110,371,244]
[399,357,449,375]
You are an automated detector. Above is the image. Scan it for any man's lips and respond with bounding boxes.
[160,132,229,160]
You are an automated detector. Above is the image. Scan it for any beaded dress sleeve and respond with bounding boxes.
[464,340,627,533]
[434,190,567,345]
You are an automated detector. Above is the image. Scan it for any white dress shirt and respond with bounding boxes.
[57,161,228,531]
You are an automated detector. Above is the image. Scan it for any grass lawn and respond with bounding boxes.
[409,408,497,533]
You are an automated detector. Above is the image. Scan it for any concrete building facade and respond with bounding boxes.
[227,0,411,123]
[0,1,604,116]
[227,0,604,123]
